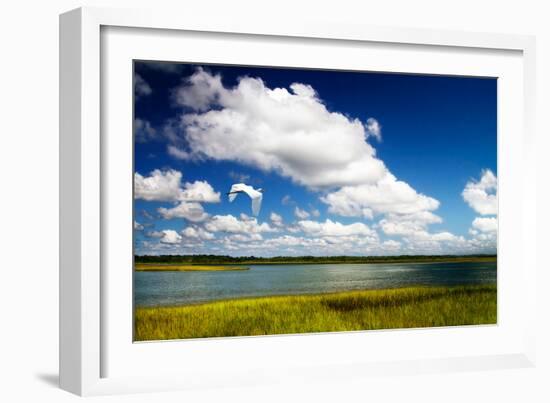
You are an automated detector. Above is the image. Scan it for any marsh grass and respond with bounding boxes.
[135,264,249,272]
[134,285,496,341]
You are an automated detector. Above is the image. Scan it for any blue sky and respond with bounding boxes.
[133,61,497,256]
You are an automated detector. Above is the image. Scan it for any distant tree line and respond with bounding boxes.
[134,254,497,265]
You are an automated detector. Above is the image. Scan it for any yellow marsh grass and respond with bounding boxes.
[134,285,497,341]
[135,264,249,272]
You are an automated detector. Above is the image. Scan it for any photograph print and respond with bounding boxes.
[133,61,497,341]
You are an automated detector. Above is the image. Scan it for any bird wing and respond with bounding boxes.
[238,186,262,216]
[228,183,246,202]
[250,193,263,216]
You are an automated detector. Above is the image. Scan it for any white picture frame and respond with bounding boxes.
[59,6,537,396]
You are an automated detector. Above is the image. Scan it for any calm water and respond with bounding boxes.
[134,261,496,307]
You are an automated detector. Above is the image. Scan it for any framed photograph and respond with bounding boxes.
[60,7,537,396]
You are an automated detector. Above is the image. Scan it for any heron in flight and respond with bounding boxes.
[227,183,263,216]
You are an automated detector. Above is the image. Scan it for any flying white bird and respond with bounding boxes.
[227,183,263,216]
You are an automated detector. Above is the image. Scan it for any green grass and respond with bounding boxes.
[135,263,249,272]
[134,284,497,341]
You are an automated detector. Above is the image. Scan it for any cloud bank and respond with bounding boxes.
[462,170,497,215]
[463,170,498,251]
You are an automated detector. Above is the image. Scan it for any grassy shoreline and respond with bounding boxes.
[134,284,497,341]
[135,263,249,272]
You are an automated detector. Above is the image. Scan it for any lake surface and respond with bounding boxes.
[134,261,497,307]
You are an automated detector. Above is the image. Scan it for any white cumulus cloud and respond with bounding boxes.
[462,170,498,251]
[227,233,264,242]
[135,169,183,202]
[135,169,220,205]
[321,173,440,218]
[378,209,462,247]
[158,202,209,222]
[462,170,497,215]
[379,211,442,236]
[159,230,182,244]
[270,212,284,227]
[365,117,382,142]
[294,207,310,219]
[167,145,191,160]
[179,180,220,203]
[174,68,225,112]
[205,214,275,234]
[170,68,387,189]
[297,219,376,238]
[382,240,401,249]
[472,217,497,233]
[181,226,215,240]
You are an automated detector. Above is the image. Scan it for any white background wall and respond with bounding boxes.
[0,0,548,401]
